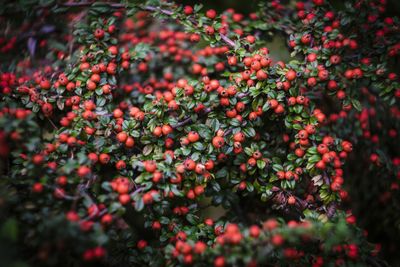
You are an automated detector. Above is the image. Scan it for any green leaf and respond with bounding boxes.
[143,145,153,156]
[134,198,144,211]
[243,127,256,138]
[293,105,303,114]
[230,119,241,126]
[171,186,183,197]
[257,160,266,169]
[193,142,205,151]
[216,168,227,179]
[182,147,191,156]
[186,214,198,225]
[308,155,321,164]
[160,216,170,224]
[351,99,362,111]
[272,164,283,172]
[1,218,18,241]
[194,4,203,12]
[292,123,302,130]
[211,180,221,191]
[96,97,106,106]
[246,182,254,192]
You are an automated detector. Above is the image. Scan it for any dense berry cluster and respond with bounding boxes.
[0,0,399,266]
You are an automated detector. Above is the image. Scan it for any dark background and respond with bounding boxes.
[176,0,400,15]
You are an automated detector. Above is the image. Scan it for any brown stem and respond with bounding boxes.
[172,116,193,129]
[219,33,236,48]
[143,5,173,16]
[326,202,337,218]
[172,107,211,129]
[60,2,239,49]
[60,1,124,8]
[47,117,58,130]
[143,5,237,48]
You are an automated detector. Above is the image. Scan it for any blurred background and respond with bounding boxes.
[176,0,400,15]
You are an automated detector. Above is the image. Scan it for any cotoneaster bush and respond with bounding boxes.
[0,0,399,266]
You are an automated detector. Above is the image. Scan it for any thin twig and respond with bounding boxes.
[60,1,124,8]
[143,5,173,16]
[143,5,237,48]
[59,2,239,49]
[172,107,212,129]
[47,117,58,130]
[219,33,236,48]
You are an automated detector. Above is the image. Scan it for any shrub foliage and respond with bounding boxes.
[0,0,399,266]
